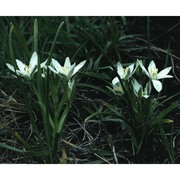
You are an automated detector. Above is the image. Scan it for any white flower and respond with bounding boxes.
[132,78,151,99]
[148,61,173,80]
[138,60,173,92]
[38,60,48,78]
[49,57,86,79]
[40,60,47,69]
[117,62,134,80]
[112,77,124,94]
[6,51,46,79]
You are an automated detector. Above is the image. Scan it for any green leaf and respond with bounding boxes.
[57,103,70,134]
[148,101,180,135]
[34,19,38,52]
[161,119,174,124]
[78,83,111,97]
[25,150,50,157]
[8,24,15,64]
[155,101,179,124]
[85,112,113,122]
[11,23,30,57]
[0,142,24,153]
[13,131,31,151]
[159,125,175,163]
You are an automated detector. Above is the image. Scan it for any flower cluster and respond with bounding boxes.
[49,57,86,80]
[111,60,173,98]
[6,52,46,79]
[6,51,86,81]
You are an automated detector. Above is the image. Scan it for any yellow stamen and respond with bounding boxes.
[123,67,128,75]
[114,85,123,92]
[24,65,30,74]
[62,66,69,72]
[149,67,158,77]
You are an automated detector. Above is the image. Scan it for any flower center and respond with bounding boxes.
[123,67,128,75]
[62,66,69,73]
[24,65,30,74]
[149,67,158,78]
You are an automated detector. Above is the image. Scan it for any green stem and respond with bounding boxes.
[43,21,64,162]
[52,81,70,162]
[53,80,68,135]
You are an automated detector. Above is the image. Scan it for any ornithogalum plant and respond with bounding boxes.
[2,19,86,163]
[106,59,179,160]
[5,50,86,163]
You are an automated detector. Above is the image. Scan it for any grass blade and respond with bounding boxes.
[0,142,24,153]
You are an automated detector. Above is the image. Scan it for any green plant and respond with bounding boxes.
[110,60,179,160]
[0,19,86,163]
[85,59,179,162]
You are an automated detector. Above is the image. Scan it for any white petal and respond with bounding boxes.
[132,78,141,93]
[40,60,47,68]
[72,60,86,76]
[148,60,156,72]
[51,59,62,72]
[138,60,149,77]
[144,81,152,94]
[117,62,124,78]
[112,77,119,85]
[157,67,173,79]
[142,95,149,99]
[48,66,58,74]
[6,63,15,72]
[29,51,38,70]
[128,63,134,73]
[16,70,28,77]
[152,80,162,92]
[112,77,123,92]
[126,63,134,79]
[64,57,71,68]
[157,75,173,79]
[16,59,26,72]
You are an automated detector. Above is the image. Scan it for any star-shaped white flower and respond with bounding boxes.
[112,77,124,94]
[6,51,46,79]
[132,78,151,98]
[49,57,86,80]
[117,62,135,80]
[138,60,173,92]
